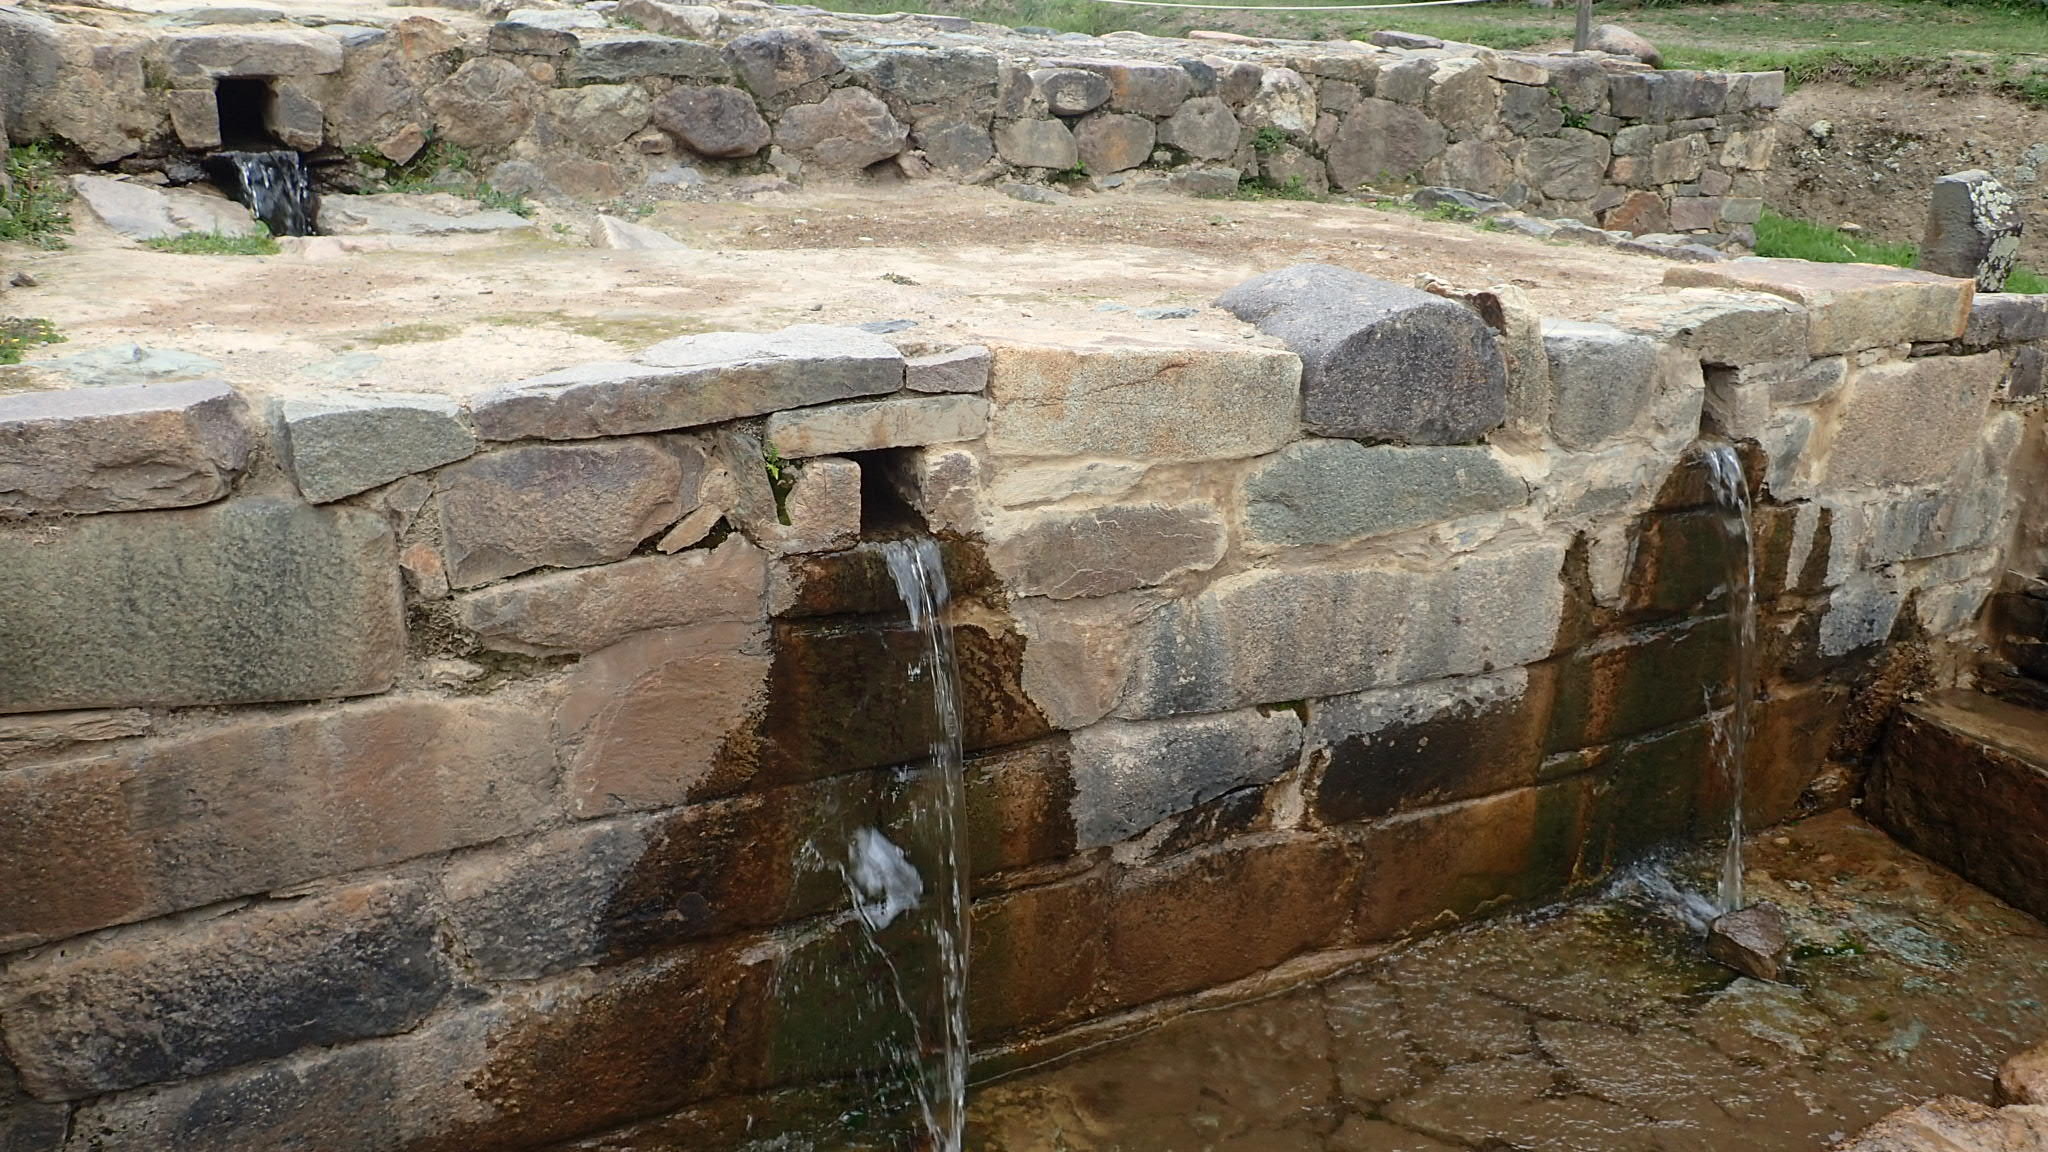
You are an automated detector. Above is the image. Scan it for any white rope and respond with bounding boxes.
[1080,0,1497,11]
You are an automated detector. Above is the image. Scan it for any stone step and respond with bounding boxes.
[1869,689,2048,922]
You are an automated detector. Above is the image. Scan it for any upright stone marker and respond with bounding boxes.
[1918,170,2023,293]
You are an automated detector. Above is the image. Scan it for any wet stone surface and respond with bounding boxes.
[968,812,2048,1152]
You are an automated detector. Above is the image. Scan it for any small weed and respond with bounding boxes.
[1561,108,1590,130]
[1231,174,1324,202]
[1250,126,1290,156]
[881,272,919,285]
[0,143,73,250]
[763,443,794,525]
[0,317,64,365]
[1754,209,2048,294]
[1048,162,1090,187]
[357,321,461,346]
[2007,266,2048,294]
[364,138,534,218]
[143,228,280,256]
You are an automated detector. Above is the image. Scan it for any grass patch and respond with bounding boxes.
[359,139,534,218]
[1,143,73,250]
[479,309,714,346]
[1231,175,1326,202]
[0,317,64,365]
[357,321,461,346]
[1755,209,2047,293]
[143,229,279,256]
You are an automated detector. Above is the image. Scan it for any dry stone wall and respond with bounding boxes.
[0,259,2039,1151]
[2,1,1778,232]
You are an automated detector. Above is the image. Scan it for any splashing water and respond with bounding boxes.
[1702,441,1758,915]
[204,150,317,236]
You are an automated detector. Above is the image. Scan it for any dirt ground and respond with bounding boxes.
[1,183,1673,404]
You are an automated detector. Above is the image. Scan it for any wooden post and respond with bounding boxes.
[1574,0,1592,51]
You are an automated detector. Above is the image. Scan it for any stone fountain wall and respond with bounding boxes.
[2,1,1778,231]
[0,260,2038,1151]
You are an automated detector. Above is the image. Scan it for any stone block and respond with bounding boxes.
[1501,81,1563,136]
[473,325,904,441]
[1158,95,1239,161]
[1010,595,1148,730]
[724,27,840,96]
[1818,353,2001,489]
[842,44,999,109]
[1870,692,2048,923]
[163,29,342,79]
[1241,439,1526,550]
[963,737,1077,881]
[567,36,730,84]
[970,872,1104,1039]
[774,87,906,170]
[1069,708,1300,849]
[1649,134,1708,185]
[1029,67,1109,115]
[0,709,151,767]
[1073,111,1155,174]
[1665,259,1973,355]
[992,117,1076,169]
[1326,98,1446,188]
[1,880,449,1099]
[0,499,400,714]
[457,536,765,656]
[265,81,324,151]
[914,119,996,173]
[1668,195,1721,232]
[2010,345,2045,402]
[1964,294,2048,347]
[773,456,861,554]
[1244,66,1318,136]
[1546,617,1730,753]
[1050,58,1191,116]
[1310,669,1545,824]
[1525,129,1611,201]
[1425,57,1495,135]
[1541,320,1660,449]
[650,84,768,158]
[1599,289,1807,366]
[986,502,1225,601]
[1918,170,2024,292]
[436,439,690,588]
[1607,70,1726,122]
[1104,834,1350,1008]
[0,694,555,950]
[275,391,475,504]
[906,345,990,393]
[1217,264,1506,444]
[985,341,1299,462]
[167,88,221,150]
[764,394,988,458]
[1120,538,1567,718]
[0,378,250,516]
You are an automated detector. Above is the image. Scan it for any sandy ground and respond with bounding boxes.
[2,183,1674,404]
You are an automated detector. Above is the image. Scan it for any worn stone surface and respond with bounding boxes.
[1073,112,1155,175]
[1666,259,1973,355]
[1590,23,1661,66]
[1542,320,1661,450]
[993,117,1077,169]
[725,27,841,96]
[437,439,687,587]
[650,84,769,158]
[986,502,1226,600]
[68,175,261,242]
[1,880,450,1099]
[592,215,686,251]
[1158,95,1239,161]
[1121,538,1567,717]
[275,391,475,504]
[1327,99,1447,188]
[0,378,249,516]
[1600,289,1808,366]
[1031,66,1109,115]
[985,341,1299,461]
[1999,1044,2048,1106]
[772,455,861,554]
[764,394,988,458]
[0,499,400,714]
[473,325,904,441]
[1311,670,1543,824]
[1527,129,1611,200]
[424,58,541,150]
[457,536,765,656]
[0,694,555,950]
[0,709,150,767]
[1918,169,2024,293]
[774,87,906,170]
[1966,294,2048,346]
[567,35,730,84]
[1705,903,1788,981]
[1241,439,1527,550]
[1053,58,1190,116]
[1841,1097,2048,1152]
[1218,264,1507,444]
[906,345,990,393]
[1069,708,1301,849]
[163,28,342,79]
[1819,353,2001,490]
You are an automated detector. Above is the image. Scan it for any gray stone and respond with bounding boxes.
[764,394,988,458]
[1707,903,1788,982]
[1918,170,2025,293]
[1819,353,2003,489]
[1157,95,1238,161]
[567,36,730,84]
[275,392,475,504]
[1590,23,1660,66]
[999,182,1068,205]
[1260,145,1328,195]
[1526,129,1611,201]
[544,83,651,149]
[1369,29,1441,49]
[1541,320,1660,449]
[650,84,769,157]
[2010,345,2045,402]
[1547,55,1609,113]
[843,45,999,109]
[1374,57,1433,105]
[910,119,993,173]
[1170,166,1241,197]
[1424,57,1494,135]
[0,379,250,517]
[437,440,688,587]
[440,817,654,979]
[986,502,1226,600]
[168,88,221,150]
[0,709,152,764]
[317,194,534,237]
[724,27,840,96]
[906,345,990,393]
[1326,98,1446,188]
[264,81,324,151]
[1120,538,1568,718]
[613,0,722,38]
[1414,186,1509,216]
[424,58,541,150]
[0,499,402,712]
[489,16,581,56]
[1965,294,2048,347]
[986,343,1299,462]
[1031,66,1110,115]
[68,175,260,242]
[1243,66,1317,137]
[0,880,450,1099]
[1051,58,1191,115]
[775,87,906,170]
[1070,709,1302,849]
[473,325,903,441]
[591,215,687,250]
[1501,80,1562,136]
[1074,111,1155,174]
[1608,70,1727,123]
[456,536,764,656]
[1216,263,1508,444]
[993,117,1077,169]
[162,28,342,79]
[1242,439,1527,550]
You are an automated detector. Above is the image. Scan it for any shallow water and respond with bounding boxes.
[968,812,2048,1152]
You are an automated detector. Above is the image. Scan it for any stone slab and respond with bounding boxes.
[1818,352,2001,490]
[275,391,476,504]
[1069,708,1302,849]
[764,394,988,458]
[0,499,402,713]
[985,341,1300,462]
[455,536,765,655]
[1665,259,1972,356]
[0,378,250,516]
[1241,439,1527,550]
[986,502,1226,600]
[436,439,692,588]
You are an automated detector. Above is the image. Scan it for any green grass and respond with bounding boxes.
[143,229,280,256]
[1755,209,2046,293]
[0,317,63,365]
[0,143,73,250]
[359,139,534,218]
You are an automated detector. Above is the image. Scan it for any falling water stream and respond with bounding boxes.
[202,150,318,237]
[1702,441,1759,915]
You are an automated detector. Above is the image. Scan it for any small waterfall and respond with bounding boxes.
[202,150,317,237]
[1702,442,1759,915]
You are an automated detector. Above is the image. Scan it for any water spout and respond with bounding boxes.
[1701,441,1758,915]
[203,150,318,237]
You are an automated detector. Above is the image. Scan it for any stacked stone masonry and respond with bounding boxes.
[2,0,1778,230]
[0,256,2041,1151]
